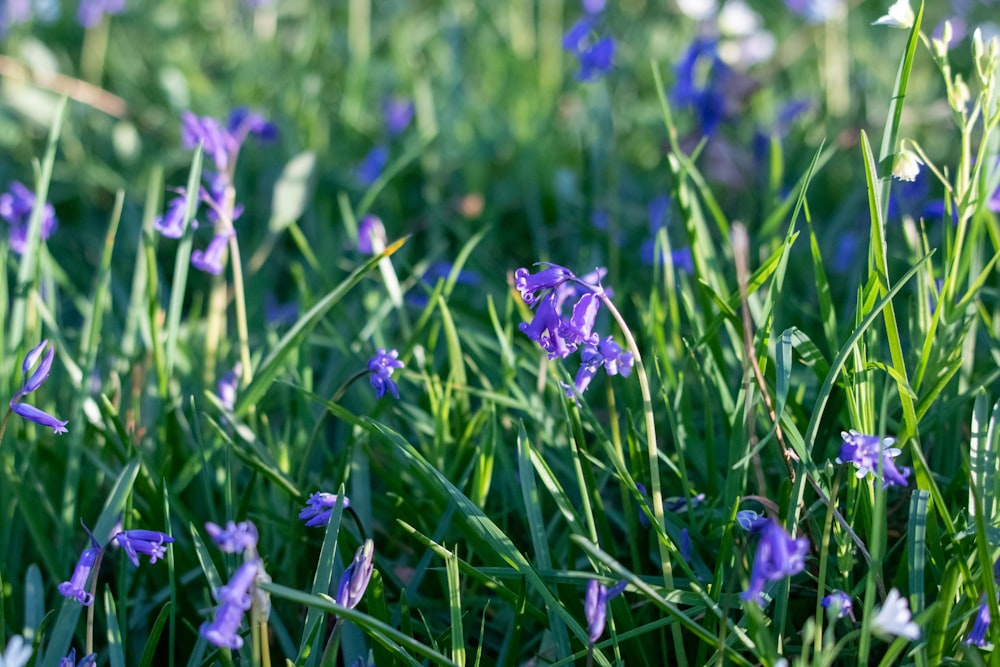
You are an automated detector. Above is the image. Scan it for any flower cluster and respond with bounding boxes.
[740,519,809,607]
[368,348,404,399]
[0,181,58,254]
[562,1,614,81]
[10,340,68,434]
[299,492,351,527]
[59,524,173,606]
[584,578,626,643]
[836,430,910,488]
[200,519,271,650]
[515,264,633,395]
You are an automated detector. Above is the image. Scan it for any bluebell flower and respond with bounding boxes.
[77,0,123,28]
[383,98,415,136]
[182,109,275,173]
[0,181,58,254]
[571,336,633,395]
[368,348,404,399]
[672,39,729,136]
[114,529,174,567]
[335,539,375,611]
[10,340,68,434]
[356,146,389,187]
[218,363,241,411]
[576,37,615,81]
[584,579,627,643]
[740,519,809,606]
[735,509,768,532]
[562,18,593,52]
[58,541,100,605]
[299,492,351,527]
[837,430,910,488]
[516,264,608,361]
[205,520,258,554]
[1,635,32,667]
[153,193,191,238]
[357,214,386,254]
[822,590,854,619]
[966,596,993,648]
[200,561,259,649]
[60,648,97,667]
[191,233,230,275]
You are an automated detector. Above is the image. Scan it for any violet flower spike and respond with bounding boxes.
[299,492,351,527]
[740,519,809,607]
[114,530,174,567]
[10,340,68,434]
[837,429,910,488]
[205,520,258,554]
[335,539,375,611]
[191,233,231,275]
[584,579,627,643]
[368,348,404,399]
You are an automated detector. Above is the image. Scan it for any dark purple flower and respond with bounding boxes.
[383,98,415,136]
[0,181,58,254]
[299,492,351,527]
[200,561,259,649]
[114,530,173,567]
[191,233,230,275]
[77,0,123,28]
[10,340,67,434]
[60,648,97,667]
[672,39,730,135]
[154,193,191,238]
[368,348,404,399]
[357,214,386,254]
[577,37,615,81]
[571,336,633,394]
[822,590,854,619]
[584,579,626,643]
[562,18,593,52]
[740,519,809,606]
[356,146,389,187]
[58,539,100,606]
[205,520,258,554]
[227,107,278,143]
[335,539,375,611]
[837,430,910,488]
[966,596,993,648]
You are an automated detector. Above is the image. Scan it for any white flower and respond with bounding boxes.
[872,0,914,29]
[0,635,32,667]
[676,0,717,21]
[892,147,923,182]
[871,588,921,640]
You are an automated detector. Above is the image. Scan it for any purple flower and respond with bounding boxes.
[200,561,259,649]
[357,214,386,254]
[182,109,275,173]
[60,649,97,667]
[516,264,608,361]
[113,530,174,567]
[205,520,258,554]
[672,39,729,136]
[822,590,854,619]
[299,492,351,527]
[368,348,404,399]
[740,519,809,606]
[0,1,32,37]
[584,579,627,643]
[58,543,100,606]
[10,340,67,434]
[191,233,230,275]
[356,146,389,187]
[0,181,58,254]
[836,430,910,488]
[571,336,633,395]
[77,0,123,28]
[383,98,415,136]
[576,37,615,81]
[966,596,993,648]
[562,18,593,52]
[218,363,241,411]
[154,193,193,238]
[335,539,375,611]
[735,509,768,532]
[582,0,606,13]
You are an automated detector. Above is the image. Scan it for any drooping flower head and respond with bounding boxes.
[58,534,101,606]
[837,430,910,488]
[966,595,993,648]
[191,232,231,275]
[10,339,68,434]
[872,0,914,28]
[562,11,615,81]
[114,530,174,567]
[181,109,276,175]
[870,588,920,640]
[200,560,260,649]
[0,181,58,254]
[822,590,854,620]
[205,520,258,554]
[515,264,607,361]
[368,348,404,399]
[584,579,627,643]
[740,519,809,606]
[571,336,633,395]
[335,539,375,611]
[299,492,351,527]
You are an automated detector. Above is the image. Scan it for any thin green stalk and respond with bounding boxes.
[228,231,254,386]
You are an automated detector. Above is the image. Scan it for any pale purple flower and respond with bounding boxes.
[383,98,415,136]
[837,430,910,488]
[356,146,389,187]
[191,233,230,274]
[205,520,258,554]
[218,363,241,411]
[0,1,32,37]
[58,544,100,606]
[113,530,173,567]
[335,539,375,611]
[200,561,259,649]
[582,0,606,13]
[368,348,404,399]
[299,492,351,527]
[0,180,58,254]
[357,214,386,254]
[60,648,97,667]
[10,340,67,434]
[516,264,608,361]
[822,590,854,619]
[181,109,275,173]
[741,519,809,606]
[77,0,123,28]
[153,193,191,238]
[571,336,633,395]
[584,579,627,643]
